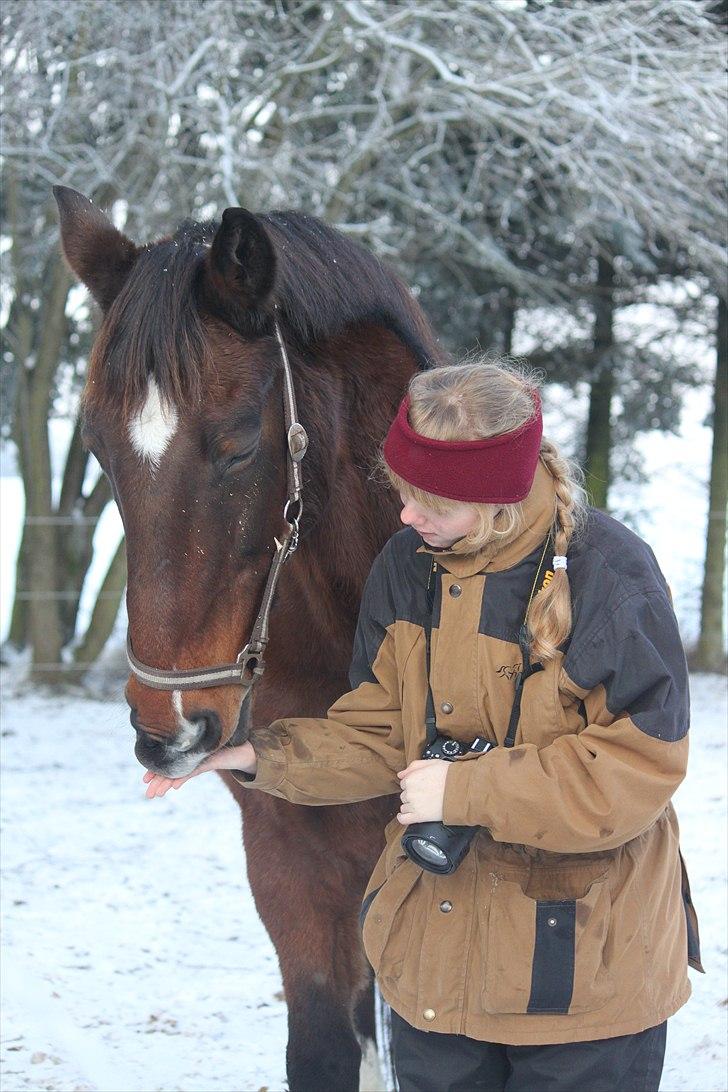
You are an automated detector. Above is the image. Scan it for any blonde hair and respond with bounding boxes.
[378,359,586,662]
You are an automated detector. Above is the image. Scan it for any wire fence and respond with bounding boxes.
[2,510,126,675]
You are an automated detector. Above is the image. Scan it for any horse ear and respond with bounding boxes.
[206,207,276,308]
[53,186,138,311]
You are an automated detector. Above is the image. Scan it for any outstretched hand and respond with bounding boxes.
[143,741,258,799]
[396,759,450,825]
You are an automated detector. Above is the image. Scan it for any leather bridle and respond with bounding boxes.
[126,313,308,701]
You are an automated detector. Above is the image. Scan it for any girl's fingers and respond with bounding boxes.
[397,760,428,779]
[143,755,220,798]
[145,775,173,799]
[144,771,199,798]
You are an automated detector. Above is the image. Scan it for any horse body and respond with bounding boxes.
[54,187,445,1089]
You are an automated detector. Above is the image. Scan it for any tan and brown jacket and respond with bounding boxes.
[237,464,702,1045]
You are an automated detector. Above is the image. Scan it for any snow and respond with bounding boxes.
[1,689,289,1092]
[0,676,725,1091]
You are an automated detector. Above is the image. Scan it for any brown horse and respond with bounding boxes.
[54,187,446,1090]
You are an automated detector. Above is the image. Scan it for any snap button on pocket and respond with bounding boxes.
[441,701,454,714]
[423,1008,436,1021]
[439,900,453,913]
[449,584,462,598]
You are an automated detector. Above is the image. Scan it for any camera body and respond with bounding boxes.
[400,733,495,874]
[422,735,469,760]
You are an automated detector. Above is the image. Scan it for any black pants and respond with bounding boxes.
[390,1009,667,1092]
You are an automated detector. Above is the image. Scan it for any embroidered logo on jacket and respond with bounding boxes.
[496,663,522,681]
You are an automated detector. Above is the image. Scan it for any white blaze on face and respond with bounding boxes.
[128,377,178,470]
[172,690,202,751]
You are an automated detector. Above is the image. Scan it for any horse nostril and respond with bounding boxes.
[186,710,221,753]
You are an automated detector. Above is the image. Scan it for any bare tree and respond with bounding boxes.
[695,296,727,671]
[1,0,266,681]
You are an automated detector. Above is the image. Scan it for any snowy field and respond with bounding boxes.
[0,676,725,1092]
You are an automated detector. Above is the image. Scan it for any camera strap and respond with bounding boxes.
[504,534,554,748]
[423,533,554,752]
[423,557,442,747]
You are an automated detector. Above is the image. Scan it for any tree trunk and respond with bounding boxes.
[4,174,34,652]
[19,252,73,684]
[500,288,516,356]
[69,537,127,682]
[56,422,113,647]
[6,521,29,650]
[584,254,616,510]
[6,186,116,678]
[694,295,727,671]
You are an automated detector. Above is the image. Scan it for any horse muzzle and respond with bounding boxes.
[131,705,222,774]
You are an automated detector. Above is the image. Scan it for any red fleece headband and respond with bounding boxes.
[382,391,543,504]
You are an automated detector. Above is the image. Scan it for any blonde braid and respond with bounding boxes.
[528,441,586,662]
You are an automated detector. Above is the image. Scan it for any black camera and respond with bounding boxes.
[400,734,495,875]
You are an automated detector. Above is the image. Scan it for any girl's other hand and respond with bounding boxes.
[396,758,450,825]
[142,741,258,799]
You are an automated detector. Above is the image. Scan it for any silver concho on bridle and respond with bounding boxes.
[126,311,308,701]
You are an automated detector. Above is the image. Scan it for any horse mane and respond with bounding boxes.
[87,211,443,414]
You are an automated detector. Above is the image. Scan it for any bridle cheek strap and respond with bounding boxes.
[126,313,308,711]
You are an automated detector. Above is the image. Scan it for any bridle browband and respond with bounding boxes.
[126,311,309,704]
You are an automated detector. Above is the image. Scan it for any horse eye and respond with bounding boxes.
[225,453,250,470]
[220,445,258,474]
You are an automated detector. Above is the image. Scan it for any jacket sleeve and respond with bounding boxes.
[442,587,690,853]
[232,547,404,804]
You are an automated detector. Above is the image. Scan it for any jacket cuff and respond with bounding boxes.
[442,755,484,827]
[229,734,287,792]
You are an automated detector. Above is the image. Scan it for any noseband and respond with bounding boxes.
[126,314,309,700]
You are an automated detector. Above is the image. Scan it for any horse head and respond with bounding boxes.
[54,187,442,777]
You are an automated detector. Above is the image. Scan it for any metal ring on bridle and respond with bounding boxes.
[283,497,303,525]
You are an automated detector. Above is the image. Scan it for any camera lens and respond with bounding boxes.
[411,839,448,866]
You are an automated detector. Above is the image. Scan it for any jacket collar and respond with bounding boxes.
[415,461,557,578]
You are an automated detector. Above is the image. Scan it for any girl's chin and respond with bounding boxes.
[422,534,455,548]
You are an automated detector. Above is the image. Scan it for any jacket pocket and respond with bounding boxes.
[679,851,704,973]
[481,871,615,1015]
[361,858,421,982]
[359,884,383,932]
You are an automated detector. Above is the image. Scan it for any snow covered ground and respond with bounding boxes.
[0,674,726,1092]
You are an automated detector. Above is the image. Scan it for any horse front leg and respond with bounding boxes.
[227,780,393,1091]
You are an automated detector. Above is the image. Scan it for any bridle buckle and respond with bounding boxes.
[237,643,266,685]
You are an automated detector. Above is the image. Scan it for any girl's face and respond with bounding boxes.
[398,491,480,549]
